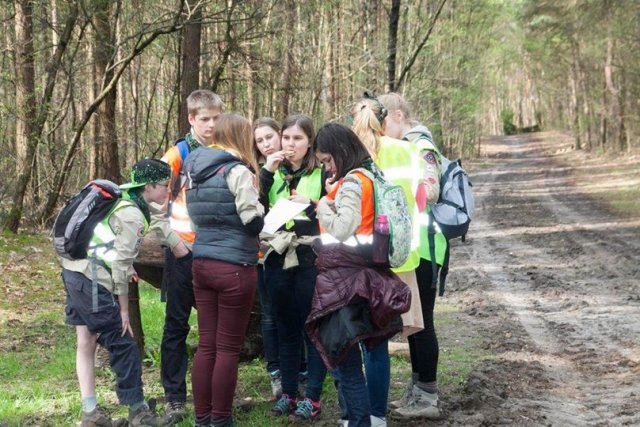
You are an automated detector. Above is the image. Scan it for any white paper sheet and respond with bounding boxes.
[262,198,310,234]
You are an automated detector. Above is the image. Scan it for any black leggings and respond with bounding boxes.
[408,259,439,383]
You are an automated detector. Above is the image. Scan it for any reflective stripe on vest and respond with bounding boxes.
[268,168,322,227]
[86,200,149,269]
[320,233,373,246]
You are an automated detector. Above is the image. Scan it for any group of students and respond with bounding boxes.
[59,89,448,427]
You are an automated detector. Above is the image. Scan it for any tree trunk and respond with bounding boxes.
[386,0,400,92]
[4,0,37,233]
[280,0,296,119]
[94,0,120,183]
[178,2,202,136]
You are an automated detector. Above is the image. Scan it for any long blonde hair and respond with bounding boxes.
[351,98,386,161]
[212,113,260,185]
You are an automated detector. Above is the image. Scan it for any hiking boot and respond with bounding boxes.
[81,405,112,427]
[392,385,440,419]
[128,403,165,426]
[269,370,282,399]
[162,400,186,425]
[211,416,236,427]
[268,393,296,417]
[288,397,321,423]
[388,378,414,409]
[297,371,308,397]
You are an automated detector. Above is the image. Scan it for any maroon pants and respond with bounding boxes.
[191,258,257,419]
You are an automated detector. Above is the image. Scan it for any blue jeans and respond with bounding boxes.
[363,340,390,418]
[265,255,326,400]
[334,345,371,427]
[336,341,389,421]
[256,265,279,373]
[161,249,194,403]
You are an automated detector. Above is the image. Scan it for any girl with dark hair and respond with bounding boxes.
[260,115,328,423]
[306,123,410,427]
[253,117,308,399]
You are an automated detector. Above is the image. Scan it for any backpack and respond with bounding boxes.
[52,180,121,260]
[430,156,474,241]
[353,166,412,268]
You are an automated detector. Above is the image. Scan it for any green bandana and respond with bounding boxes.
[277,164,307,194]
[126,189,151,223]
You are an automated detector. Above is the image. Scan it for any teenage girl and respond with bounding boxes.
[261,115,328,423]
[185,113,265,427]
[378,92,444,420]
[253,117,307,399]
[309,123,411,427]
[347,96,425,426]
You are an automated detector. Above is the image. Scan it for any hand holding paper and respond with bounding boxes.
[262,198,310,234]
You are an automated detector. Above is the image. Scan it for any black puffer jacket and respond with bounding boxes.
[305,243,411,370]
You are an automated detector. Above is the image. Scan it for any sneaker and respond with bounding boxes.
[392,385,440,419]
[297,370,308,397]
[128,403,165,426]
[81,405,112,427]
[337,419,348,427]
[269,393,296,417]
[269,370,283,399]
[289,397,321,423]
[370,415,387,426]
[162,400,186,425]
[389,378,414,409]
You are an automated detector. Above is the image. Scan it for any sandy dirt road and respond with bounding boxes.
[436,133,640,426]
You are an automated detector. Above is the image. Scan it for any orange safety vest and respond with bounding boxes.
[162,145,195,244]
[320,170,375,245]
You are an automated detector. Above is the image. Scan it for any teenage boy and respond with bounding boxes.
[60,159,172,427]
[149,90,224,424]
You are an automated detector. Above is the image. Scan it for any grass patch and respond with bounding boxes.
[0,232,488,425]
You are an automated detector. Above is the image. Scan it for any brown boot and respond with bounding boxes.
[81,406,112,427]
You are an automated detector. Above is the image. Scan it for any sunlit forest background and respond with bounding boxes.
[2,0,639,232]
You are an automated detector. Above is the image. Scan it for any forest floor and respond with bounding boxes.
[424,131,640,426]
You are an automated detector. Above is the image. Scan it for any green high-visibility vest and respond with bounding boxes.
[377,136,421,272]
[87,198,149,269]
[268,168,322,229]
[404,134,447,265]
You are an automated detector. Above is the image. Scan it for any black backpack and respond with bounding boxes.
[52,180,122,260]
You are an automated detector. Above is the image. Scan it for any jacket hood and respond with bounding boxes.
[403,125,433,143]
[184,147,240,183]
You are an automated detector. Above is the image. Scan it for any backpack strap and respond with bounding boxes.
[427,215,450,296]
[176,138,190,161]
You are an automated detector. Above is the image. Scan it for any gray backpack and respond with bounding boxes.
[430,156,474,241]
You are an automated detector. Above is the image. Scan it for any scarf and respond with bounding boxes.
[276,164,308,194]
[127,189,151,223]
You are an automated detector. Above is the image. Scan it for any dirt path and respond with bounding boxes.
[441,133,640,426]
